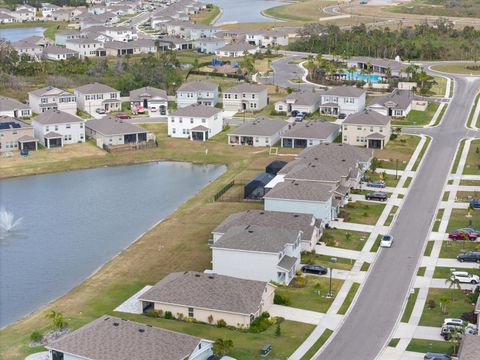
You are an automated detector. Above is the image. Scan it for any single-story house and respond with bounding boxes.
[130,86,168,116]
[32,110,85,148]
[342,109,391,149]
[368,89,415,118]
[212,209,323,252]
[227,118,289,147]
[0,116,37,153]
[345,56,407,78]
[274,90,322,115]
[43,45,79,61]
[139,271,275,328]
[46,315,214,360]
[168,104,223,141]
[281,120,340,148]
[215,42,257,58]
[85,118,148,148]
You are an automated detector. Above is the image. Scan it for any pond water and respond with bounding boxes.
[203,0,285,24]
[0,26,45,42]
[0,162,225,327]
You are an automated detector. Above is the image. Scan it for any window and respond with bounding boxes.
[41,97,48,104]
[357,126,362,130]
[172,128,176,134]
[179,118,183,123]
[171,118,175,123]
[110,93,117,99]
[80,123,84,128]
[370,127,374,132]
[45,126,49,131]
[190,118,194,124]
[252,94,256,99]
[55,126,58,131]
[202,118,206,123]
[66,124,71,129]
[188,308,194,317]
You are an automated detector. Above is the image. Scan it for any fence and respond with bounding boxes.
[103,141,158,153]
[213,179,265,203]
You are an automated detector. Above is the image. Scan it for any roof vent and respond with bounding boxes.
[342,159,346,162]
[195,274,201,277]
[113,322,119,326]
[208,275,215,279]
[293,214,299,217]
[294,183,299,186]
[138,328,145,333]
[259,211,264,214]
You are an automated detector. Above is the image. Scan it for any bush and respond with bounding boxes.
[164,311,174,320]
[274,293,291,306]
[217,319,227,328]
[30,331,43,342]
[292,276,308,288]
[461,311,477,324]
[428,299,436,310]
[208,314,214,324]
[390,133,398,141]
[144,310,158,318]
[270,110,287,116]
[468,287,480,303]
[249,312,273,333]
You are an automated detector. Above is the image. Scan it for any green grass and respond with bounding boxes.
[468,92,480,128]
[452,138,467,174]
[0,21,67,40]
[419,288,474,327]
[300,329,333,360]
[424,241,435,257]
[432,209,444,232]
[301,253,354,271]
[392,102,439,127]
[406,339,453,355]
[384,206,399,226]
[363,171,400,187]
[417,267,426,276]
[360,262,370,272]
[388,338,400,348]
[464,139,480,175]
[403,177,413,188]
[434,266,479,278]
[370,234,382,253]
[431,62,480,75]
[275,276,343,313]
[338,201,385,225]
[337,282,360,315]
[430,75,448,96]
[401,288,419,323]
[439,240,478,259]
[446,208,480,232]
[443,191,450,201]
[375,135,421,171]
[321,229,370,251]
[191,5,221,25]
[412,136,431,171]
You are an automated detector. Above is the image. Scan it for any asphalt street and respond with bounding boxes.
[318,73,480,359]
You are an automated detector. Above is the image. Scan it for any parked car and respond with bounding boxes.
[470,199,480,209]
[338,113,347,119]
[457,251,480,263]
[366,181,385,188]
[448,230,477,240]
[451,271,480,284]
[301,265,328,275]
[365,191,388,201]
[443,318,465,327]
[291,110,299,117]
[424,353,451,360]
[295,112,306,122]
[441,322,477,340]
[380,235,393,248]
[458,227,480,236]
[95,108,106,114]
[115,114,131,120]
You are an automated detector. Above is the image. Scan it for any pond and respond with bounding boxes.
[0,162,225,327]
[203,0,285,24]
[0,26,45,42]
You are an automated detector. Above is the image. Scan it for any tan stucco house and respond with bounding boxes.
[342,110,391,149]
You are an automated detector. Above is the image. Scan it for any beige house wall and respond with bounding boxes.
[342,123,391,147]
[0,127,34,152]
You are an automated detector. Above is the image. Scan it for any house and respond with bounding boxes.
[55,30,89,46]
[158,37,194,51]
[139,271,275,328]
[319,87,366,117]
[458,335,480,360]
[74,82,121,115]
[104,26,138,41]
[130,86,168,116]
[168,104,223,141]
[12,8,36,21]
[85,118,148,148]
[32,110,85,148]
[66,38,103,58]
[211,224,302,285]
[182,22,218,40]
[0,116,37,153]
[281,120,340,148]
[41,3,60,18]
[223,84,268,112]
[228,118,288,147]
[0,96,31,118]
[46,315,214,360]
[274,90,323,115]
[215,42,257,58]
[245,30,289,47]
[43,45,79,61]
[0,12,16,24]
[176,80,218,108]
[195,37,226,54]
[346,56,407,78]
[342,110,391,149]
[28,86,77,115]
[368,89,416,118]
[212,209,323,251]
[11,36,47,61]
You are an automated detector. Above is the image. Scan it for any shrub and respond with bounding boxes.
[390,133,398,141]
[274,293,291,306]
[164,311,174,319]
[468,287,480,303]
[208,315,214,324]
[275,323,281,336]
[144,310,158,318]
[249,312,273,333]
[30,331,43,342]
[157,309,164,317]
[217,319,227,328]
[461,311,477,324]
[292,276,307,288]
[428,299,436,310]
[270,110,287,116]
[176,313,184,321]
[362,212,369,217]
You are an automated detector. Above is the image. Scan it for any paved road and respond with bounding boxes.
[317,73,480,359]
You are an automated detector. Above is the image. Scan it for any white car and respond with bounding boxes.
[380,235,393,248]
[443,318,464,327]
[451,271,479,284]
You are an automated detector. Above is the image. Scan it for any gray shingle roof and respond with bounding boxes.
[44,46,78,55]
[177,80,218,92]
[29,86,72,97]
[348,56,404,71]
[323,86,365,98]
[47,315,204,360]
[224,83,267,94]
[278,255,297,270]
[75,82,119,94]
[212,224,298,253]
[284,91,322,106]
[130,87,167,102]
[0,96,30,112]
[264,180,333,202]
[171,104,221,118]
[298,143,373,165]
[458,335,480,360]
[212,210,319,240]
[139,272,269,315]
[282,120,340,140]
[44,131,63,138]
[343,110,390,126]
[217,42,256,52]
[366,132,385,139]
[33,110,83,125]
[368,89,414,110]
[228,119,288,137]
[86,118,146,136]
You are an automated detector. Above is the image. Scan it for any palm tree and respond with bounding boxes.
[213,338,234,356]
[347,66,356,81]
[439,295,450,315]
[45,310,67,330]
[445,277,462,301]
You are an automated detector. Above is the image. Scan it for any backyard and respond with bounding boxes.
[374,134,421,170]
[321,228,370,251]
[392,102,439,127]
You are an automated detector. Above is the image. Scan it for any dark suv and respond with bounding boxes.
[301,265,328,275]
[457,251,480,263]
[365,191,388,201]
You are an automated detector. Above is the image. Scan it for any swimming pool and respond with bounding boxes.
[343,71,384,83]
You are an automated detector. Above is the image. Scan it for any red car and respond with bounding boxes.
[448,230,477,240]
[115,114,131,120]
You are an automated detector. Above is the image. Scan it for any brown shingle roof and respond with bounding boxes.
[458,335,480,360]
[264,180,333,202]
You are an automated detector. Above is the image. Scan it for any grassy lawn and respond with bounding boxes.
[406,339,453,355]
[412,136,431,171]
[337,282,360,315]
[401,288,419,323]
[384,206,399,226]
[460,180,480,186]
[430,75,448,96]
[263,0,336,22]
[364,171,400,187]
[417,267,426,276]
[439,240,478,259]
[300,329,333,360]
[388,338,400,348]
[432,209,444,232]
[446,208,480,232]
[464,139,480,175]
[301,252,354,271]
[392,102,439,127]
[374,135,421,171]
[275,276,343,313]
[338,201,385,225]
[419,288,474,327]
[431,63,480,75]
[424,241,435,257]
[370,234,382,253]
[190,5,220,25]
[321,229,369,251]
[443,192,450,201]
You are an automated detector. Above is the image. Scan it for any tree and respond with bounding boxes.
[213,338,234,356]
[445,277,462,301]
[439,295,450,315]
[45,310,67,330]
[275,322,281,337]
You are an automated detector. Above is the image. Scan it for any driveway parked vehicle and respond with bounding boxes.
[301,265,328,275]
[295,112,306,122]
[338,113,347,119]
[95,108,106,114]
[115,114,131,120]
[366,181,385,188]
[380,235,393,248]
[450,271,479,284]
[458,227,480,236]
[365,191,388,201]
[457,251,480,263]
[424,353,451,360]
[448,230,477,240]
[470,199,480,208]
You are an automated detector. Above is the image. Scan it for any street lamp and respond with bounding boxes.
[328,257,337,298]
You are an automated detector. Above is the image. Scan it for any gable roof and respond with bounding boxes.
[228,118,288,137]
[86,118,146,136]
[33,110,83,125]
[177,80,218,92]
[139,272,269,315]
[0,96,30,111]
[282,120,340,140]
[171,104,221,118]
[343,110,390,126]
[75,82,119,94]
[284,90,322,106]
[130,86,167,102]
[368,89,414,110]
[323,86,365,98]
[47,315,205,360]
[264,180,334,202]
[224,83,266,94]
[217,42,256,52]
[29,86,72,97]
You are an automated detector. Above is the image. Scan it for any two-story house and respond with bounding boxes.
[223,84,268,112]
[168,104,223,141]
[74,83,121,115]
[342,109,391,149]
[104,27,138,42]
[319,86,366,117]
[0,116,38,153]
[32,110,85,148]
[66,38,103,58]
[368,89,416,118]
[176,80,218,108]
[245,30,289,47]
[28,86,77,115]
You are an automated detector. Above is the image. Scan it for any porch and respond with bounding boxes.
[44,132,63,148]
[228,135,254,146]
[102,99,121,112]
[17,135,38,151]
[319,103,339,117]
[281,137,308,148]
[366,133,386,149]
[191,125,209,141]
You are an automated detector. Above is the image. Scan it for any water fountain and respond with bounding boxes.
[0,207,22,233]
